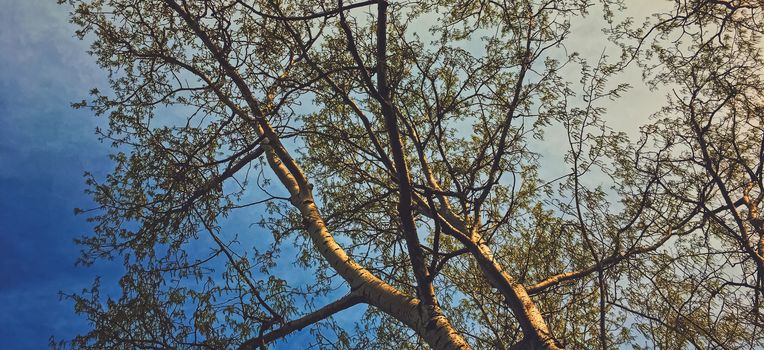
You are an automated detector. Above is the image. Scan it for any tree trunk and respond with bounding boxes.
[264,142,471,349]
[470,239,563,350]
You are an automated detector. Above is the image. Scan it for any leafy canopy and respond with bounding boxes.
[58,0,764,349]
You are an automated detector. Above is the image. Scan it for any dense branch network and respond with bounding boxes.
[58,0,764,349]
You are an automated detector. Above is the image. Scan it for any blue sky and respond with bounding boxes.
[0,1,118,349]
[0,2,666,349]
[0,2,362,349]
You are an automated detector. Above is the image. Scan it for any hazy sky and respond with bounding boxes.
[0,1,667,349]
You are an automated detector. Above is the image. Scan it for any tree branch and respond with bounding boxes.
[237,293,365,350]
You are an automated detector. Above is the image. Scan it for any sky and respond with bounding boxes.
[0,2,357,349]
[0,1,666,350]
[0,1,119,349]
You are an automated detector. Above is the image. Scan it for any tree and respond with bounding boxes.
[57,0,764,349]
